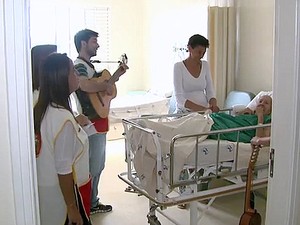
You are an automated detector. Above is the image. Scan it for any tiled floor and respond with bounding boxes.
[91,139,267,225]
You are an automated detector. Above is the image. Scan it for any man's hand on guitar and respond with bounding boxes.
[113,63,129,81]
[88,54,128,118]
[103,80,114,96]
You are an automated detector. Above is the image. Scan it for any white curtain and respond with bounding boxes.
[208,0,235,7]
[208,0,236,108]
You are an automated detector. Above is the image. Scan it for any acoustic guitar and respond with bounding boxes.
[88,54,128,118]
[239,145,262,225]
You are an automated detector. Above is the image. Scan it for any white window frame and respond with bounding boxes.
[29,1,111,61]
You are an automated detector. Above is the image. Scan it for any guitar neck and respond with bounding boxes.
[244,166,254,213]
[244,146,260,213]
[108,72,121,84]
[102,54,127,85]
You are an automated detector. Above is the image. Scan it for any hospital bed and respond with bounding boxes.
[118,112,270,225]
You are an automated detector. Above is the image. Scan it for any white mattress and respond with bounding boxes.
[109,92,170,123]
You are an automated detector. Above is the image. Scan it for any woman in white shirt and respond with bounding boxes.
[34,53,91,225]
[173,34,219,113]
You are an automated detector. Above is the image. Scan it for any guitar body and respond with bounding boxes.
[239,211,261,225]
[88,69,117,118]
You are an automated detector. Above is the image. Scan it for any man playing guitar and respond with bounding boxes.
[73,29,128,214]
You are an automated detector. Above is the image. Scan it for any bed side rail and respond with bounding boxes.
[169,123,271,188]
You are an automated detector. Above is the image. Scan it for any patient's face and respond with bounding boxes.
[257,95,272,115]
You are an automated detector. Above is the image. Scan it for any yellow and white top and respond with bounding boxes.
[36,105,89,225]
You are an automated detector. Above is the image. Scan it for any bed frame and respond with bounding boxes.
[118,112,270,225]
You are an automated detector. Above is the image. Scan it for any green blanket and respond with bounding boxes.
[208,113,271,143]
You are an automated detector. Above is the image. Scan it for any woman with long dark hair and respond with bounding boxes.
[34,53,91,225]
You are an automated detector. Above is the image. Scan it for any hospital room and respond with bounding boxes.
[5,0,300,225]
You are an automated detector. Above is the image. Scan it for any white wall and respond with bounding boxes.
[29,0,274,97]
[30,0,208,96]
[30,0,145,96]
[142,0,208,96]
[236,0,274,94]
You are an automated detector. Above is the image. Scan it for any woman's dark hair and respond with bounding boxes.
[74,29,99,53]
[187,34,209,49]
[31,45,57,91]
[34,53,72,133]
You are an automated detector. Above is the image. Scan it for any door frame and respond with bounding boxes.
[1,0,40,224]
[265,0,300,224]
[2,0,300,224]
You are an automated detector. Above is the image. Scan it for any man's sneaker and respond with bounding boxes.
[90,203,112,214]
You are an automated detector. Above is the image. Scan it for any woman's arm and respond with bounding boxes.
[209,97,220,112]
[239,107,254,115]
[251,126,271,147]
[58,174,83,225]
[255,105,270,138]
[184,99,208,112]
[173,63,187,110]
[203,61,219,112]
[251,136,271,146]
[251,105,271,146]
[55,121,83,224]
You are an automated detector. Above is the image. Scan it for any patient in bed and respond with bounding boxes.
[238,91,272,115]
[208,95,272,143]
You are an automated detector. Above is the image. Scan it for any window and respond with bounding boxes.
[29,1,110,61]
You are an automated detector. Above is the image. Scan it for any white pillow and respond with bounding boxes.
[232,104,247,115]
[247,91,273,111]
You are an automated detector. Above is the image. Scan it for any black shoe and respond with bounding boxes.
[90,203,112,214]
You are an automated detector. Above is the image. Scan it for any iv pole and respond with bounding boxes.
[91,53,127,64]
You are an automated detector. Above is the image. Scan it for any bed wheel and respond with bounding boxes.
[147,215,161,225]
